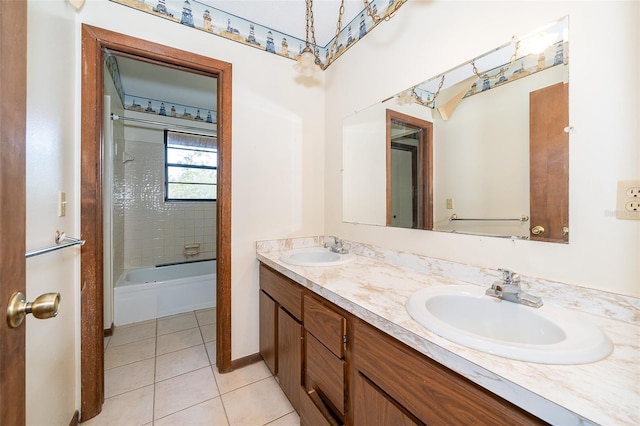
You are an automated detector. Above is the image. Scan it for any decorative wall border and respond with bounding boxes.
[109,0,398,68]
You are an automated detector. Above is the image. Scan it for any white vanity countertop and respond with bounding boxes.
[256,239,640,426]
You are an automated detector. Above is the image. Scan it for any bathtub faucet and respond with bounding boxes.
[324,236,349,254]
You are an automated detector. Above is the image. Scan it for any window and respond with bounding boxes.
[165,130,217,201]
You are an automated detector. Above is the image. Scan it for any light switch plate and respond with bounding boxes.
[616,180,640,220]
[58,192,66,217]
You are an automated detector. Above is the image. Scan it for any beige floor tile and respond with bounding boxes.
[213,360,271,394]
[204,340,216,365]
[154,366,220,419]
[221,377,294,426]
[104,337,155,369]
[155,344,210,382]
[83,385,154,426]
[195,308,216,326]
[157,312,198,336]
[266,411,300,426]
[105,358,155,398]
[109,321,156,347]
[104,335,111,352]
[156,327,203,356]
[200,324,216,342]
[154,397,228,426]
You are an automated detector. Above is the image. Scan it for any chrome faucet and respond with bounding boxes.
[324,236,349,254]
[485,269,543,308]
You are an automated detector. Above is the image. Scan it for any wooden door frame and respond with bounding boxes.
[386,109,433,230]
[0,0,28,424]
[80,25,232,421]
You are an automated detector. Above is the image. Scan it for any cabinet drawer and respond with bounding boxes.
[260,265,303,321]
[303,295,346,358]
[305,332,345,416]
[352,320,543,426]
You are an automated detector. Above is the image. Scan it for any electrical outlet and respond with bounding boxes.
[625,201,640,212]
[446,198,454,209]
[617,180,640,220]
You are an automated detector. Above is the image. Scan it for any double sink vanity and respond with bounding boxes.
[256,237,639,425]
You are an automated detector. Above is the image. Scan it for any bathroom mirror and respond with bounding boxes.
[343,17,569,243]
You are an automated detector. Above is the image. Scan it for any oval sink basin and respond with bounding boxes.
[405,285,613,364]
[279,248,355,267]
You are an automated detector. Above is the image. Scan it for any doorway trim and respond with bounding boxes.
[80,25,232,420]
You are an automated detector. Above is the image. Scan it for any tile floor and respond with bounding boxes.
[86,309,299,426]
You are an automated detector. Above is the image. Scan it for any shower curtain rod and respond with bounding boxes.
[110,114,217,136]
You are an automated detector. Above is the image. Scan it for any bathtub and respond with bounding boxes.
[114,260,216,326]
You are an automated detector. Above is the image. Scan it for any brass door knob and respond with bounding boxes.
[6,292,60,328]
[531,225,545,235]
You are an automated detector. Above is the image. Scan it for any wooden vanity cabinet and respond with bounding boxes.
[259,265,303,410]
[351,318,545,426]
[259,264,545,426]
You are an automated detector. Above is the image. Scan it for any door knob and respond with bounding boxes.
[6,292,60,328]
[531,225,545,235]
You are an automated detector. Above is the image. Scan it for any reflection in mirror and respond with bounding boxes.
[343,16,569,243]
[387,110,433,229]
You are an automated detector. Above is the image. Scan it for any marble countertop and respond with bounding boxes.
[256,238,640,425]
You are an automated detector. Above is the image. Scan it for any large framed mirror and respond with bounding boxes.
[343,16,569,243]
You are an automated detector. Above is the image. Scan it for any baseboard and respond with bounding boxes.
[103,323,114,337]
[68,410,79,426]
[228,352,263,371]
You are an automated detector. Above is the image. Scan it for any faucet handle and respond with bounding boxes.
[498,268,519,284]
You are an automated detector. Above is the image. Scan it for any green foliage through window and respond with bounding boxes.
[165,130,217,201]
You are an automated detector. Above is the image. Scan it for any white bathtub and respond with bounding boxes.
[114,260,216,326]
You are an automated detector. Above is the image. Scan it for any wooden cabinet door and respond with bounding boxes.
[278,307,302,410]
[259,290,277,375]
[353,371,420,426]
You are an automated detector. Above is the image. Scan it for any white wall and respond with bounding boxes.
[25,1,79,424]
[325,1,640,297]
[79,1,326,362]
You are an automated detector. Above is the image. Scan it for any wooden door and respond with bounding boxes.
[0,0,28,423]
[529,82,569,243]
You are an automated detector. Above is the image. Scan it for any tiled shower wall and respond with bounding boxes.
[120,137,216,269]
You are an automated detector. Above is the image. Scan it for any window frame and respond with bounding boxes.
[164,129,218,202]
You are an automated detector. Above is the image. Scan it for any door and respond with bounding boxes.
[529,82,569,243]
[390,143,418,228]
[0,0,27,423]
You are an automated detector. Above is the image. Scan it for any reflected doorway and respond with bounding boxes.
[386,109,433,229]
